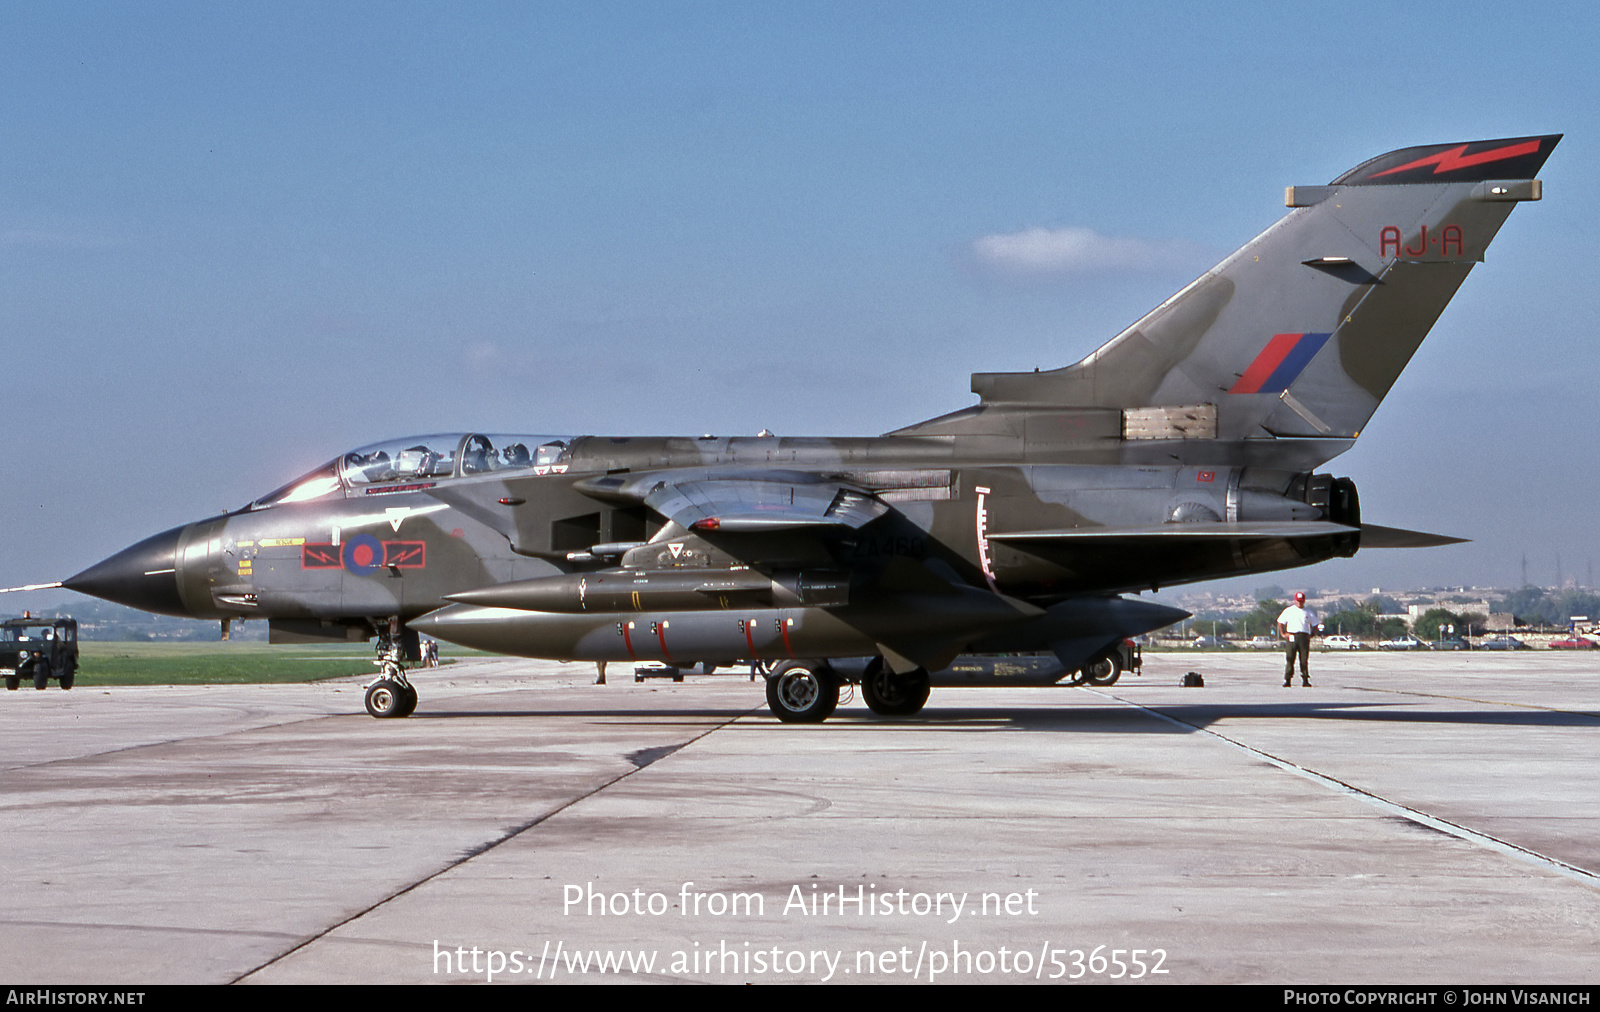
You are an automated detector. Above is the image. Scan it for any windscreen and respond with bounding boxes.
[250,433,579,508]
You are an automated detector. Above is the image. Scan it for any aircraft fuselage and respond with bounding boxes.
[67,432,1349,638]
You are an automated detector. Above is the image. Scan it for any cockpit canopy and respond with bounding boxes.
[251,433,575,509]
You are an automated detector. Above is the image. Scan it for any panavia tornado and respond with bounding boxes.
[58,135,1558,721]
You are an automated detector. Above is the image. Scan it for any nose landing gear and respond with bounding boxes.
[364,618,420,718]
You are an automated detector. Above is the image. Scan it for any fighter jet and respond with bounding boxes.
[59,135,1559,721]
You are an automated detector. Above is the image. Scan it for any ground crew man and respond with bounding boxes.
[1277,592,1320,687]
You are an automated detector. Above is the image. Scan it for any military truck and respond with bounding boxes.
[1,617,79,690]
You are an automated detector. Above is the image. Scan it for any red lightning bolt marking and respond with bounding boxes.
[1370,139,1541,179]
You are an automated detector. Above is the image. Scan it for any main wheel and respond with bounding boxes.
[860,660,930,717]
[765,661,839,723]
[1082,652,1122,686]
[33,660,51,691]
[365,679,408,718]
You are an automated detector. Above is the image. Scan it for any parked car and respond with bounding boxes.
[1432,637,1472,651]
[1191,636,1232,649]
[1246,635,1281,650]
[1478,635,1527,651]
[1321,635,1364,650]
[1378,635,1426,651]
[1546,636,1597,649]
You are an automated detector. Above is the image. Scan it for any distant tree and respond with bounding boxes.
[1243,600,1286,638]
[1553,590,1600,624]
[1496,587,1560,626]
[1254,585,1286,602]
[1326,608,1377,636]
[1415,608,1461,641]
[1457,612,1489,636]
[1377,617,1410,639]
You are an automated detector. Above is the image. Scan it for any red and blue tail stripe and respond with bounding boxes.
[1229,332,1331,394]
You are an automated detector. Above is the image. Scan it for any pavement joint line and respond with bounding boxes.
[1344,684,1600,720]
[0,917,300,941]
[0,676,612,775]
[1083,687,1600,892]
[228,701,763,984]
[0,712,352,774]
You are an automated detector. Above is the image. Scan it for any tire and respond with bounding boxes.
[765,661,839,723]
[4,676,18,691]
[365,679,408,718]
[1082,653,1122,686]
[395,683,418,717]
[860,660,930,717]
[33,660,51,691]
[59,668,75,691]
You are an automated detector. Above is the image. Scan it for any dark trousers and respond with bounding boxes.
[1284,633,1311,680]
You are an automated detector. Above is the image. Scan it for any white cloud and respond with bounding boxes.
[466,340,501,366]
[969,225,1208,276]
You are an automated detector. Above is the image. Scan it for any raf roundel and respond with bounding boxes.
[343,534,384,576]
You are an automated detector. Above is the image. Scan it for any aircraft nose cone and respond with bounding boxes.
[64,525,190,617]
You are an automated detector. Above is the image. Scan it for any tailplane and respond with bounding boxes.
[903,135,1559,461]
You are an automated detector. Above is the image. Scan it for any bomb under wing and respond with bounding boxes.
[59,134,1551,721]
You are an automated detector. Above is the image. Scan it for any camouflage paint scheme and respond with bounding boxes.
[65,136,1559,720]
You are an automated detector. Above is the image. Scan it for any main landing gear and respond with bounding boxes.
[1061,648,1127,687]
[365,619,420,719]
[765,660,840,723]
[1080,650,1123,686]
[763,656,932,723]
[859,658,930,717]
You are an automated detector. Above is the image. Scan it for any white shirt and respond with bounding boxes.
[1277,604,1318,635]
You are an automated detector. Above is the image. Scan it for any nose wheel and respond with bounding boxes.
[365,619,420,718]
[365,676,418,718]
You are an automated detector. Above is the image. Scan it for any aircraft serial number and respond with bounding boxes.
[842,535,926,559]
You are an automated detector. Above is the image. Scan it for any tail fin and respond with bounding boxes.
[938,135,1559,454]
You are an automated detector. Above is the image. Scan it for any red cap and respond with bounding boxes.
[1294,592,1306,603]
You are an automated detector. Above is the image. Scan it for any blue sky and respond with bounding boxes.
[3,1,1596,611]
